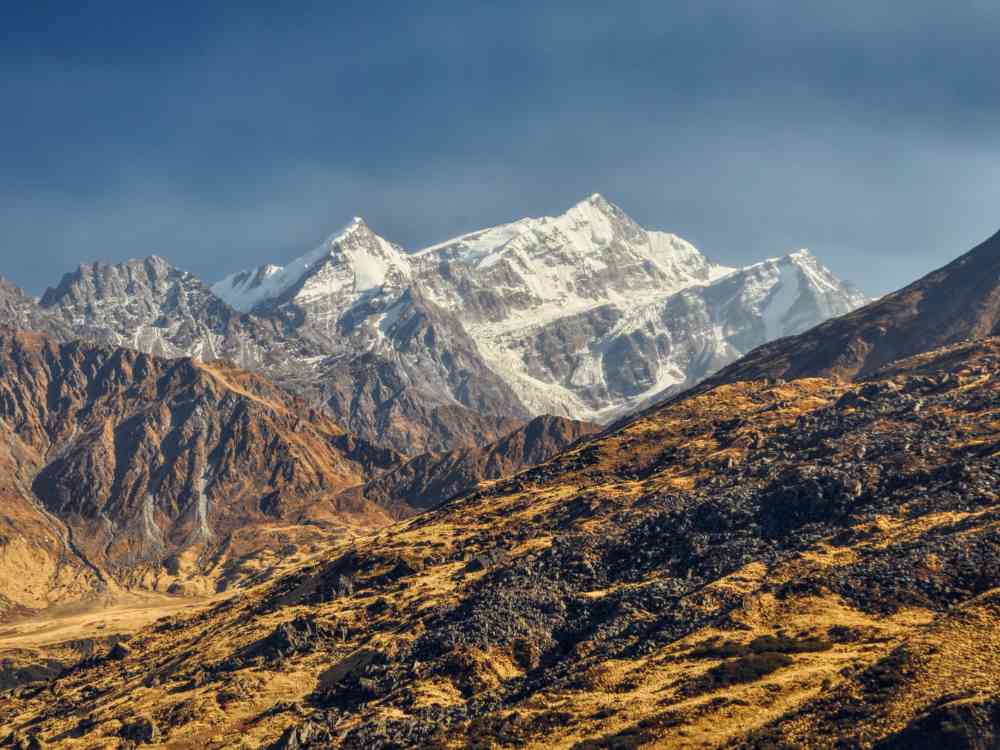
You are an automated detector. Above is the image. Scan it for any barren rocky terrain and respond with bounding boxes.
[5,333,1000,748]
[0,330,587,621]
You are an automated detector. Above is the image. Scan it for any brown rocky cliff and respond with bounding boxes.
[0,329,402,603]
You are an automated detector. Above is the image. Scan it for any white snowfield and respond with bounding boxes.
[210,194,869,422]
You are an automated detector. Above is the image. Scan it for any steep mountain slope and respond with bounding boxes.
[0,411,104,619]
[8,334,1000,748]
[9,195,865,453]
[354,414,600,515]
[216,219,533,440]
[283,282,533,456]
[489,247,868,418]
[213,217,413,317]
[29,253,527,454]
[413,194,731,332]
[0,329,400,609]
[412,195,867,419]
[705,228,1000,387]
[0,330,596,618]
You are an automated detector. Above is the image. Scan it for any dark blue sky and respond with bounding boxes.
[3,1,1000,295]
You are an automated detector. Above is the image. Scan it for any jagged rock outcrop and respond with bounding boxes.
[0,278,71,340]
[38,256,316,372]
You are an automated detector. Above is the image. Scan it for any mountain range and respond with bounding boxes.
[16,196,1000,749]
[4,220,1000,748]
[0,328,598,616]
[1,195,868,454]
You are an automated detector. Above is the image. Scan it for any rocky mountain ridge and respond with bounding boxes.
[702,227,1000,388]
[0,328,398,611]
[0,330,591,617]
[18,194,864,449]
[32,252,526,455]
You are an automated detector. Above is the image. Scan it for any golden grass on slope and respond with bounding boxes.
[771,590,1000,748]
[493,591,927,750]
[0,593,217,653]
[8,359,1000,748]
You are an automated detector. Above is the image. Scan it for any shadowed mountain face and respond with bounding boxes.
[0,330,594,616]
[704,229,1000,387]
[8,335,1000,748]
[354,414,600,515]
[306,287,533,456]
[0,329,402,609]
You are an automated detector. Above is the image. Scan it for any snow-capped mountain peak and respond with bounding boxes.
[708,247,868,345]
[559,192,624,229]
[410,200,868,421]
[413,195,734,334]
[782,248,847,293]
[32,195,868,446]
[212,217,411,313]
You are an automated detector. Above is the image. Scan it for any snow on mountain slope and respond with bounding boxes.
[731,249,866,342]
[614,250,869,413]
[202,193,865,422]
[17,193,867,448]
[404,195,867,419]
[209,218,532,451]
[212,218,412,315]
[414,193,734,334]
